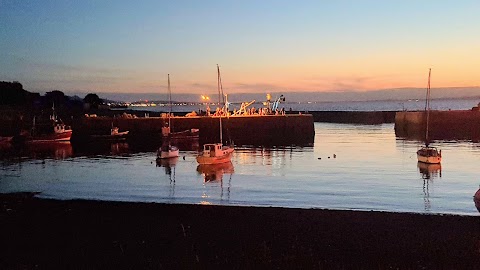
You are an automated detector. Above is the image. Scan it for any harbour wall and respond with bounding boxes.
[72,114,315,147]
[395,110,480,140]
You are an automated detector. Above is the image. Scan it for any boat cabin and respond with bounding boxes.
[202,143,226,157]
[54,123,69,134]
[417,147,441,157]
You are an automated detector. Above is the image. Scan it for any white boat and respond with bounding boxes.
[157,143,179,159]
[158,74,180,159]
[417,68,442,164]
[196,65,234,165]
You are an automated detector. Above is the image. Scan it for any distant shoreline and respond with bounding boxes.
[1,192,479,269]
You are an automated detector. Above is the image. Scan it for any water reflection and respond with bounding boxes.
[72,141,134,157]
[417,162,442,180]
[197,162,234,204]
[417,162,442,212]
[197,162,234,182]
[21,142,74,160]
[156,157,178,176]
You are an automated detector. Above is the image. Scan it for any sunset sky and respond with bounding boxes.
[1,0,479,96]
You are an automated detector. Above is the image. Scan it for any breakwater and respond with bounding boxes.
[395,110,480,140]
[72,114,315,147]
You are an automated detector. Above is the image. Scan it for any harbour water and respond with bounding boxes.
[1,122,480,215]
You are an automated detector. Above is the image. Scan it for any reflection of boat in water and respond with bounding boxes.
[417,162,442,212]
[197,161,234,182]
[25,141,73,160]
[156,156,179,168]
[417,162,442,179]
[156,156,179,176]
[90,127,129,141]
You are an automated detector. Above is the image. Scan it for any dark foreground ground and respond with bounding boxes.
[1,193,480,269]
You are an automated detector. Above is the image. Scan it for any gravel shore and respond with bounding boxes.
[1,193,479,269]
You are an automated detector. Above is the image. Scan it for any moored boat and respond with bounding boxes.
[417,68,442,164]
[157,142,179,159]
[28,119,72,143]
[196,65,234,165]
[158,74,180,159]
[196,143,234,165]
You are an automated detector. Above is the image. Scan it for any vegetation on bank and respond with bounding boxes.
[0,81,113,135]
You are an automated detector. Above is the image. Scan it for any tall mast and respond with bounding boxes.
[425,68,431,145]
[217,65,223,144]
[168,74,172,128]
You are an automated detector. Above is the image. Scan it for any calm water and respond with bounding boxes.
[1,123,480,215]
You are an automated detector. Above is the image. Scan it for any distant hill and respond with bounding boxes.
[67,87,480,103]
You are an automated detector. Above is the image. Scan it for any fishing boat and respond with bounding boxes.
[158,74,180,159]
[196,65,234,165]
[26,105,72,143]
[417,68,442,164]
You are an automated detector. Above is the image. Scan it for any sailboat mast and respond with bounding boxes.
[168,74,172,128]
[425,68,431,145]
[217,65,223,144]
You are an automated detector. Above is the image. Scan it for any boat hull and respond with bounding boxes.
[417,154,441,164]
[196,151,233,165]
[28,130,73,143]
[157,145,179,159]
[416,146,441,164]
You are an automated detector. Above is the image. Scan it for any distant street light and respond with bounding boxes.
[201,95,210,115]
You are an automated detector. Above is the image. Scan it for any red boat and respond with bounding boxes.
[27,121,72,143]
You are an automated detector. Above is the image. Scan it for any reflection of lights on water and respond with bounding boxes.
[200,201,211,205]
[201,193,209,199]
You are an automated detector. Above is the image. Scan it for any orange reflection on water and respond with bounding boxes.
[197,162,234,182]
[25,142,73,160]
